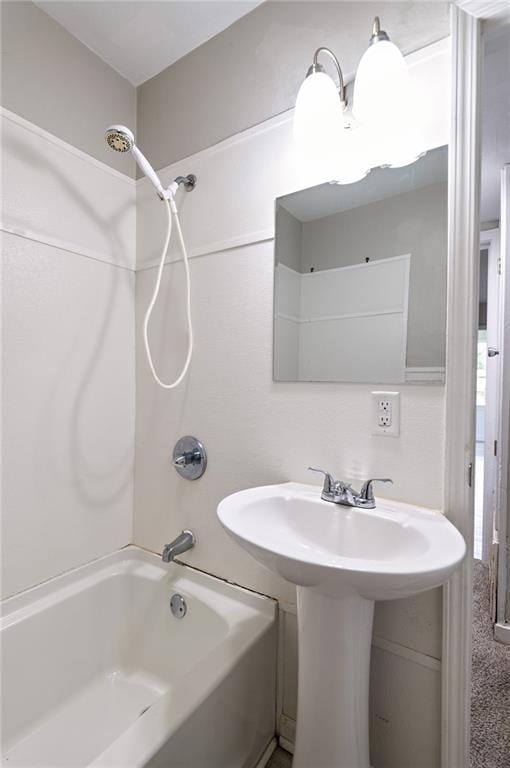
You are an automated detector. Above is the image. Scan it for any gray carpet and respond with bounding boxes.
[267,747,292,768]
[471,560,510,768]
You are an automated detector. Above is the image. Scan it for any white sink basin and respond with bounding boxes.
[218,482,465,768]
[218,482,465,600]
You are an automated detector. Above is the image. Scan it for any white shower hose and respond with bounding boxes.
[143,197,193,389]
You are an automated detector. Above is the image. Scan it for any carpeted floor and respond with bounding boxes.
[267,747,292,768]
[471,559,510,768]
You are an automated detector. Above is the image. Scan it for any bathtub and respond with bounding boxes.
[1,546,277,768]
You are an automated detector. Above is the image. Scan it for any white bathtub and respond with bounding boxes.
[0,547,277,768]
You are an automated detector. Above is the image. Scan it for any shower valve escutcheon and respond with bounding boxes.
[308,468,392,509]
[172,436,207,480]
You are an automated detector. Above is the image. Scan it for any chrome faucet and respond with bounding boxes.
[308,468,392,509]
[162,530,196,563]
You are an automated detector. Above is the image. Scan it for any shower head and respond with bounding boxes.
[105,125,134,153]
[105,124,167,199]
[105,124,196,200]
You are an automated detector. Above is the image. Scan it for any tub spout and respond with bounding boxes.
[162,530,196,563]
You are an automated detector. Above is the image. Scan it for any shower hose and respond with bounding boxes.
[143,197,193,389]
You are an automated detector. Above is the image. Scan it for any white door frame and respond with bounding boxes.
[442,6,481,767]
[444,4,509,766]
[495,165,510,637]
[480,228,501,566]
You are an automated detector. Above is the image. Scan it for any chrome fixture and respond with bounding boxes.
[368,15,390,45]
[169,593,187,618]
[174,174,197,192]
[162,530,196,563]
[172,436,207,481]
[308,468,392,509]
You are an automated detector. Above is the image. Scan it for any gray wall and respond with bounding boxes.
[137,1,450,173]
[275,204,302,272]
[0,1,137,176]
[300,182,448,368]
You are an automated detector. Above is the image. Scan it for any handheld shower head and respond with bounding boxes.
[105,124,167,198]
[105,124,196,201]
[105,125,134,153]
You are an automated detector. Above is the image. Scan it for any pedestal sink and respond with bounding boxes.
[217,482,465,768]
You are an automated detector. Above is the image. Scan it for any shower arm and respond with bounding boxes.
[155,174,197,201]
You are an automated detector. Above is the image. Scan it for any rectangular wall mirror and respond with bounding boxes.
[273,145,448,384]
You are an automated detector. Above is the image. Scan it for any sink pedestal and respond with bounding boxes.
[293,587,374,768]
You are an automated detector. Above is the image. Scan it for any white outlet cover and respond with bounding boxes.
[372,391,400,437]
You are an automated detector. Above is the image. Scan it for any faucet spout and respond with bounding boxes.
[162,530,196,563]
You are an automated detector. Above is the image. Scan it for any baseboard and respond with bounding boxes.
[278,735,295,755]
[255,738,277,768]
[494,622,510,645]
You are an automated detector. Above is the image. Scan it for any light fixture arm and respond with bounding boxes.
[307,46,347,110]
[369,16,390,46]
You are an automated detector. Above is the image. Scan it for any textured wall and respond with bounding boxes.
[1,111,136,598]
[0,1,137,176]
[133,37,450,760]
[137,1,449,173]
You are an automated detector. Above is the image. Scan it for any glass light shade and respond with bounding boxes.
[353,40,420,168]
[331,120,370,185]
[294,71,345,179]
[294,71,370,183]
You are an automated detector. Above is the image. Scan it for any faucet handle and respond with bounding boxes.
[308,467,335,494]
[359,478,393,502]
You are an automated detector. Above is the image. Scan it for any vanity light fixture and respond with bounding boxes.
[294,17,421,180]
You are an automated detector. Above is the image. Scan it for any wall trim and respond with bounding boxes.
[405,367,446,383]
[0,107,135,186]
[441,7,482,767]
[372,634,442,673]
[494,622,510,644]
[136,229,274,272]
[279,603,441,672]
[0,223,135,273]
[137,37,451,185]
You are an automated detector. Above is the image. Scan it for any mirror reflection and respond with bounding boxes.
[273,146,448,384]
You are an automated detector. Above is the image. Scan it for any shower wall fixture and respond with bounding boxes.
[105,125,197,390]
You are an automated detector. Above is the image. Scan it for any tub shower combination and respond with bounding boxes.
[1,548,277,767]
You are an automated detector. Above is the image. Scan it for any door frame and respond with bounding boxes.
[495,165,510,638]
[480,227,500,566]
[444,5,509,766]
[441,6,481,767]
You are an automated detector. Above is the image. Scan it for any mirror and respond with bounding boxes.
[273,145,448,384]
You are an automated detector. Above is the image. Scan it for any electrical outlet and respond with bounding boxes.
[372,391,400,436]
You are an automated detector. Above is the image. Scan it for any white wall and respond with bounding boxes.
[1,109,136,598]
[275,257,411,383]
[134,40,449,767]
